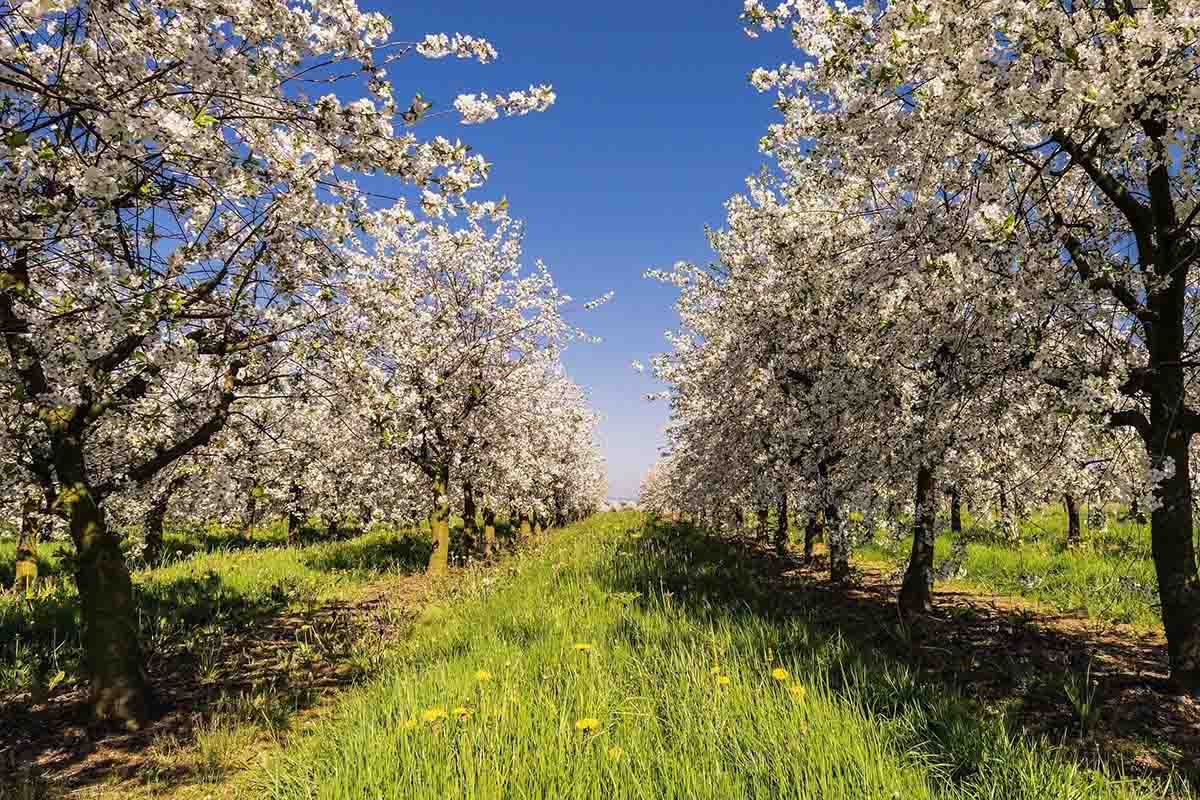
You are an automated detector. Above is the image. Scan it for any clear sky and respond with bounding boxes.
[371,1,795,499]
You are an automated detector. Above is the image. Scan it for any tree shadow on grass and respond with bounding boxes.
[596,519,1200,793]
[0,566,424,796]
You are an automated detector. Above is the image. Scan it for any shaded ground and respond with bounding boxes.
[0,574,432,797]
[711,528,1200,788]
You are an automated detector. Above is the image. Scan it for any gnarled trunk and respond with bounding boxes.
[949,487,962,537]
[427,464,451,576]
[774,492,789,555]
[899,464,936,617]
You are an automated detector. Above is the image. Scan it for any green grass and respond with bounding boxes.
[855,506,1163,627]
[0,519,496,696]
[257,513,1187,800]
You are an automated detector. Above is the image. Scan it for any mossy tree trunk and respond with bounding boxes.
[57,447,151,727]
[899,464,936,618]
[518,511,533,542]
[426,463,451,576]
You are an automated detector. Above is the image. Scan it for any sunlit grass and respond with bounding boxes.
[0,524,439,695]
[259,513,1186,800]
[856,506,1162,627]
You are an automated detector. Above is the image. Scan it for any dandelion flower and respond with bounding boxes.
[771,667,789,682]
[709,665,721,675]
[421,707,447,723]
[608,745,624,761]
[453,706,472,720]
[574,643,594,652]
[475,669,492,682]
[716,675,731,686]
[788,684,806,702]
[402,718,417,730]
[575,717,601,733]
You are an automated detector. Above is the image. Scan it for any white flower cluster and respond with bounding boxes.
[416,33,498,64]
[454,85,558,125]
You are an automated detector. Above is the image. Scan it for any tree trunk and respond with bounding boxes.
[481,507,496,559]
[243,487,258,543]
[55,446,151,727]
[1129,498,1146,524]
[463,481,478,555]
[949,487,962,537]
[756,507,769,542]
[143,474,186,565]
[774,492,789,555]
[427,464,451,576]
[826,502,849,582]
[899,464,937,617]
[804,512,820,562]
[518,511,532,542]
[533,514,544,539]
[424,466,451,575]
[735,507,745,529]
[1064,493,1081,548]
[287,482,304,546]
[1147,364,1200,690]
[14,494,39,594]
[143,492,169,566]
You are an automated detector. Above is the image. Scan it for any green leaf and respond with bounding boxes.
[193,109,218,128]
[3,130,29,148]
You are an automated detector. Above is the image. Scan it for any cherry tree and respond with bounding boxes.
[738,0,1200,687]
[0,0,557,723]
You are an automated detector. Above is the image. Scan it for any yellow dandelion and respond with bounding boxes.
[475,669,492,683]
[709,665,721,675]
[574,643,594,652]
[771,667,789,682]
[788,684,807,702]
[402,718,417,730]
[716,675,731,686]
[453,706,472,720]
[575,717,601,733]
[608,745,624,761]
[421,707,447,723]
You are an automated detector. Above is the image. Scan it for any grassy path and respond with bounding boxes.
[256,513,1190,800]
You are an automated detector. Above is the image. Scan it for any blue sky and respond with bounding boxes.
[371,1,795,498]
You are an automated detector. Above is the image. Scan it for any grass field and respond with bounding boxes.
[255,513,1188,800]
[0,519,474,697]
[855,506,1164,628]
